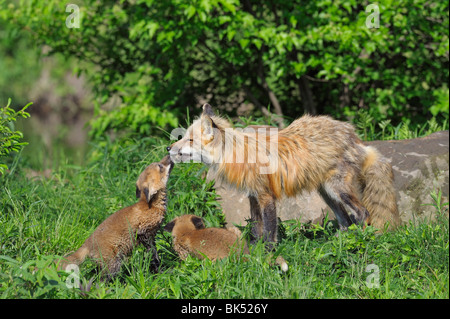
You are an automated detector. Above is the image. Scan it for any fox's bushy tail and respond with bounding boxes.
[361,147,401,231]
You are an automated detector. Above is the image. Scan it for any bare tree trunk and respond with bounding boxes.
[298,76,317,115]
[256,57,284,120]
[244,88,285,128]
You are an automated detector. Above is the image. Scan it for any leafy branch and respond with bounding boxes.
[0,99,31,174]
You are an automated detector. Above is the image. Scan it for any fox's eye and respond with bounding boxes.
[189,139,194,142]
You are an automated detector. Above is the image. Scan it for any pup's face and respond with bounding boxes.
[163,214,205,236]
[136,155,174,204]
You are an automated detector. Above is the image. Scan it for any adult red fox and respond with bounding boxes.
[167,104,400,246]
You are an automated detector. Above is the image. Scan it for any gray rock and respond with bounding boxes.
[207,131,449,227]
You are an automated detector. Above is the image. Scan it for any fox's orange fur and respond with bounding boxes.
[58,155,174,280]
[164,214,289,271]
[163,214,249,261]
[168,104,400,245]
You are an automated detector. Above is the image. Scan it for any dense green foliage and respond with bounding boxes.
[0,16,41,108]
[0,138,448,298]
[0,99,30,174]
[2,0,448,137]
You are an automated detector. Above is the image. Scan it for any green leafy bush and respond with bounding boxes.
[0,99,31,174]
[3,0,448,137]
[430,86,450,117]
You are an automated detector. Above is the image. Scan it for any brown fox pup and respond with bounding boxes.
[163,214,288,271]
[168,104,400,247]
[163,214,249,261]
[58,155,174,280]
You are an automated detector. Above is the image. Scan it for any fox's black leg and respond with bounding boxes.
[319,187,352,230]
[320,169,369,229]
[249,195,263,245]
[258,194,278,251]
[339,192,370,225]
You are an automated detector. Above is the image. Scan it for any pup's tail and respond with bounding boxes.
[58,246,89,271]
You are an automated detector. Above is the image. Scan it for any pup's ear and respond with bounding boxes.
[143,186,157,204]
[202,103,215,117]
[164,220,176,232]
[191,216,205,230]
[136,185,141,199]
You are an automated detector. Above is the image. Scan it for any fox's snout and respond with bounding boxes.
[166,141,189,162]
[166,144,179,163]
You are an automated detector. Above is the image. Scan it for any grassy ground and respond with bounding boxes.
[0,136,448,299]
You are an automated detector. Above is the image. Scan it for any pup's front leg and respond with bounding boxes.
[139,234,160,272]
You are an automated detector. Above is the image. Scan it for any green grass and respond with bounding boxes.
[352,110,449,141]
[0,136,448,299]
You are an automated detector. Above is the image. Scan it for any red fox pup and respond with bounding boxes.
[164,214,289,271]
[163,214,249,261]
[58,155,174,280]
[168,104,400,247]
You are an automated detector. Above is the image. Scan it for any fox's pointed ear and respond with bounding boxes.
[136,185,141,199]
[143,187,157,204]
[201,104,217,139]
[164,220,176,232]
[202,103,215,117]
[191,216,205,229]
[201,114,214,136]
